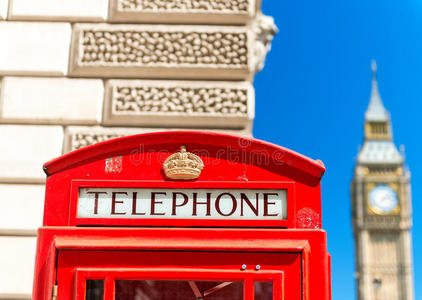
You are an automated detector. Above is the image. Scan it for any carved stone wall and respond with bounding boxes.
[103,80,253,128]
[64,126,251,152]
[71,133,124,151]
[109,0,255,24]
[70,24,252,79]
[0,0,276,298]
[118,0,251,12]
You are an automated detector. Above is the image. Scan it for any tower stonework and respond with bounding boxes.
[352,62,414,300]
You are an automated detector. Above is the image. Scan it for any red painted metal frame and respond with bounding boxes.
[74,269,284,300]
[33,227,330,300]
[69,180,295,227]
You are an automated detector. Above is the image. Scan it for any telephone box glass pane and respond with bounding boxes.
[86,280,104,300]
[115,280,243,300]
[254,282,273,300]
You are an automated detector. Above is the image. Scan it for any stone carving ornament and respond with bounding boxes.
[118,0,251,13]
[102,80,253,128]
[66,127,252,152]
[72,133,125,150]
[80,30,248,67]
[112,85,249,115]
[70,21,277,78]
[252,13,278,71]
[109,0,255,24]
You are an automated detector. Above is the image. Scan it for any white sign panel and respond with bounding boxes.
[78,188,287,220]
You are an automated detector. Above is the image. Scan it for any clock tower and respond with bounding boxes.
[351,61,414,300]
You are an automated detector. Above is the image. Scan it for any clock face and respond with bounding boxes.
[369,184,399,214]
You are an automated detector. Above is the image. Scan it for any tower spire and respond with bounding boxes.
[371,59,378,78]
[371,59,377,79]
[363,61,393,141]
[365,60,389,121]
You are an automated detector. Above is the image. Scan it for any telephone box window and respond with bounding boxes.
[254,282,273,300]
[86,280,104,300]
[115,280,243,300]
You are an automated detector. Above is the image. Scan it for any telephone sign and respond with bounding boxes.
[32,131,331,300]
[77,188,288,220]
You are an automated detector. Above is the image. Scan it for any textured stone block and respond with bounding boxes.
[0,77,104,124]
[0,0,7,20]
[64,126,251,153]
[0,236,36,295]
[0,125,63,182]
[8,0,109,21]
[0,22,71,76]
[109,0,255,24]
[0,184,44,234]
[103,80,254,128]
[64,126,145,152]
[69,24,253,80]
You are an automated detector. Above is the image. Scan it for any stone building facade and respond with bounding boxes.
[351,62,414,300]
[0,0,276,297]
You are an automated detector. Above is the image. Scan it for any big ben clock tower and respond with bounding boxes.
[352,61,414,300]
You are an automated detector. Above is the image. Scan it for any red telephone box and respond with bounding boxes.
[32,131,331,300]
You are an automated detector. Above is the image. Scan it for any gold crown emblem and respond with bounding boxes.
[163,146,204,180]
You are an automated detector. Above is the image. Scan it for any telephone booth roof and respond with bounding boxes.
[44,131,325,180]
[41,131,326,228]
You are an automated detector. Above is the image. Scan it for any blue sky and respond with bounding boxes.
[253,1,422,299]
